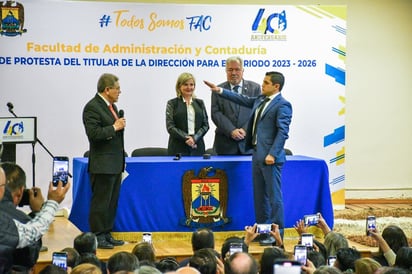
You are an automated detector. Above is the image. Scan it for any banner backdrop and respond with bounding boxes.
[0,1,346,208]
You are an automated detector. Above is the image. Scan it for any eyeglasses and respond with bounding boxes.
[226,68,243,73]
[109,86,121,91]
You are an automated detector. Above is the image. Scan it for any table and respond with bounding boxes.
[69,155,333,232]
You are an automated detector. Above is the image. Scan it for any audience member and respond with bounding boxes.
[132,241,156,266]
[293,218,328,262]
[0,166,70,274]
[0,162,44,271]
[369,225,408,266]
[221,236,248,261]
[394,246,412,271]
[308,250,327,268]
[71,263,102,274]
[189,248,218,274]
[79,252,104,270]
[176,266,201,274]
[107,251,140,273]
[74,232,98,255]
[156,257,180,273]
[61,247,81,270]
[179,228,215,267]
[354,257,381,274]
[313,265,343,274]
[375,267,410,274]
[225,252,258,274]
[139,265,163,274]
[38,264,67,274]
[334,248,361,273]
[259,247,289,274]
[244,223,284,247]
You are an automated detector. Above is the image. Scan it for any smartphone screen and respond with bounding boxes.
[229,242,243,255]
[301,233,313,247]
[256,223,271,234]
[52,252,68,270]
[143,232,152,243]
[304,214,319,226]
[294,245,307,265]
[53,156,69,186]
[328,256,337,266]
[366,216,376,236]
[274,260,302,274]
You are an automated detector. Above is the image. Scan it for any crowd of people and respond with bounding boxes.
[36,216,411,274]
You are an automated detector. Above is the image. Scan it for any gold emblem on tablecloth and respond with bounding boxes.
[181,167,230,228]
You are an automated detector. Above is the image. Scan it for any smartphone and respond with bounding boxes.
[52,156,69,186]
[229,242,243,255]
[301,233,313,248]
[273,259,302,274]
[294,245,307,265]
[143,232,152,243]
[52,251,68,270]
[304,213,320,226]
[327,256,337,266]
[256,223,271,234]
[366,215,376,236]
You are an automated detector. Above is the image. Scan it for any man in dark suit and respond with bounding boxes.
[82,73,126,249]
[204,71,292,244]
[212,56,261,155]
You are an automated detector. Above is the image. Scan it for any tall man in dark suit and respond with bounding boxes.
[212,56,261,155]
[82,73,126,249]
[204,71,292,244]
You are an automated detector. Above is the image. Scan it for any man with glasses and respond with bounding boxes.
[211,56,261,155]
[82,73,126,249]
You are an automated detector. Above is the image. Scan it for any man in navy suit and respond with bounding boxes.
[82,73,126,249]
[211,56,261,155]
[204,71,292,244]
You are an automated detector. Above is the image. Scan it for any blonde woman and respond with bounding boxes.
[166,73,209,156]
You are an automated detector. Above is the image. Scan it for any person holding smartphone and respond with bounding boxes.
[0,166,70,273]
[82,73,126,249]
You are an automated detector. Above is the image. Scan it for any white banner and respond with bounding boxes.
[0,1,346,207]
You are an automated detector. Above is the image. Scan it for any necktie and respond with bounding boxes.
[109,104,118,119]
[233,85,240,93]
[252,97,270,145]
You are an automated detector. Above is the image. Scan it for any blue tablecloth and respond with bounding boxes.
[69,155,334,232]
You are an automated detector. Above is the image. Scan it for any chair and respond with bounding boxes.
[284,148,293,155]
[205,147,217,155]
[131,147,168,157]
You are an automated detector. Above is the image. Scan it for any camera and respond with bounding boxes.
[304,213,320,226]
[52,156,69,186]
[256,223,271,234]
[18,188,37,207]
[273,260,302,274]
[366,215,376,236]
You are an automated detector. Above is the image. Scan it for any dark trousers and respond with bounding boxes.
[89,173,122,234]
[252,156,284,229]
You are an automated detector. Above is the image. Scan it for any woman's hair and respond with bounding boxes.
[394,246,412,270]
[323,232,349,257]
[354,257,381,274]
[259,247,289,274]
[380,225,408,254]
[175,72,196,97]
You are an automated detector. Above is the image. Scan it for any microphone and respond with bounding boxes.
[119,109,124,118]
[7,102,17,117]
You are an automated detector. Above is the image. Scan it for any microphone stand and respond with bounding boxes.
[8,105,72,187]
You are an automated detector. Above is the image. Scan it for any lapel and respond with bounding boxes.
[260,94,281,120]
[95,94,116,121]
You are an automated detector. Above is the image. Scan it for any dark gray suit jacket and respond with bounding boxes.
[211,80,261,154]
[82,94,125,174]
